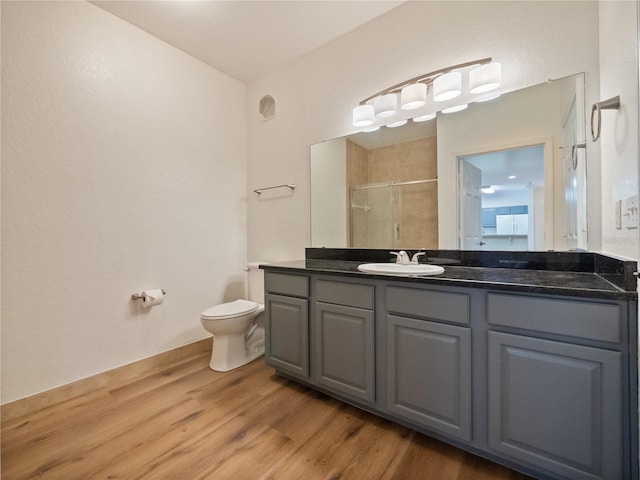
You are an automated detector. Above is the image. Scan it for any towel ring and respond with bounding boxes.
[591,95,620,142]
[571,142,586,170]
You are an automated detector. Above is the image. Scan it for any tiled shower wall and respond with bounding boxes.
[346,136,438,249]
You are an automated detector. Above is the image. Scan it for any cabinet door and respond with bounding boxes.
[488,332,621,480]
[495,214,514,234]
[386,315,471,441]
[512,214,528,234]
[314,302,375,402]
[265,294,309,378]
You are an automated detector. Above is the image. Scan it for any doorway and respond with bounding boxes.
[458,145,545,250]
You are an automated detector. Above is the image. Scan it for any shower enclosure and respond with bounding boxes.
[349,179,438,249]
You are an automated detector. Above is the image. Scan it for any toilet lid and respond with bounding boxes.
[201,299,258,320]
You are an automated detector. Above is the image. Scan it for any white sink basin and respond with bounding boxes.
[357,263,444,276]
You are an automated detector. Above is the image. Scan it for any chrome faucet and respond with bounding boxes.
[391,250,426,264]
[411,251,426,263]
[390,250,411,264]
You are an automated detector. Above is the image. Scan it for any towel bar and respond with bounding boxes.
[253,184,296,195]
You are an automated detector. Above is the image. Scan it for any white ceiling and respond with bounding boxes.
[91,0,405,84]
[463,145,545,197]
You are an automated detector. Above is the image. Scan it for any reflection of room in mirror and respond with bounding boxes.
[310,73,587,252]
[441,73,586,251]
[460,145,543,252]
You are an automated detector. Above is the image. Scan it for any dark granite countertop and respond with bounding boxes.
[262,258,638,301]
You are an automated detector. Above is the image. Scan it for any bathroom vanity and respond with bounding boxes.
[262,249,638,480]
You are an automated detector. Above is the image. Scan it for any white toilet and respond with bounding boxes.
[200,262,267,372]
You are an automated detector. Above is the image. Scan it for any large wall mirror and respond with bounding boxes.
[310,73,587,251]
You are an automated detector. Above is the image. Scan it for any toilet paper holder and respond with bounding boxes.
[131,289,166,300]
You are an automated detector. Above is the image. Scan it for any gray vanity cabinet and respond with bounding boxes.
[385,286,472,441]
[264,273,310,378]
[488,332,621,480]
[487,293,624,480]
[263,266,637,480]
[313,279,375,403]
[386,315,472,441]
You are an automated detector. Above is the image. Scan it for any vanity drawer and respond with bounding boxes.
[487,293,621,343]
[265,272,309,298]
[386,286,470,325]
[316,279,374,310]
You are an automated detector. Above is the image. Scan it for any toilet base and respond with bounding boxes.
[208,326,265,372]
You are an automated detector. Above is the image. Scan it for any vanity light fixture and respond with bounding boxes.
[373,93,398,118]
[353,104,375,127]
[400,83,427,110]
[481,186,496,194]
[469,62,502,94]
[433,71,462,102]
[352,57,502,131]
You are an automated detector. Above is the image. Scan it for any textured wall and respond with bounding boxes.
[1,2,247,403]
[599,1,639,259]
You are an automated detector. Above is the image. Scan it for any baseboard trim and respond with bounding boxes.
[1,338,211,422]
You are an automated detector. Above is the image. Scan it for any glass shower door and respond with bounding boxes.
[349,180,437,249]
[350,184,394,248]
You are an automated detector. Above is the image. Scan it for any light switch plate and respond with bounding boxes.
[624,195,639,229]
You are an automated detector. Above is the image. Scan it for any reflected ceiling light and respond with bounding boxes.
[400,83,427,110]
[475,93,501,103]
[469,62,502,94]
[413,112,436,122]
[441,104,468,113]
[387,119,407,128]
[373,93,397,118]
[433,71,462,102]
[481,186,496,194]
[508,175,517,180]
[353,104,374,127]
[351,58,502,130]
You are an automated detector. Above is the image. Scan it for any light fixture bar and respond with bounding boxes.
[357,57,492,106]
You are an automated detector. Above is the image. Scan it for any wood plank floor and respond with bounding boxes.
[1,352,533,480]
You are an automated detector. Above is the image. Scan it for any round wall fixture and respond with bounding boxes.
[259,95,276,121]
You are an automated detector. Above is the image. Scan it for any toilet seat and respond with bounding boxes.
[201,299,258,320]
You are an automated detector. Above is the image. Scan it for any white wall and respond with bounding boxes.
[246,1,602,262]
[599,1,639,259]
[1,2,247,403]
[3,0,637,407]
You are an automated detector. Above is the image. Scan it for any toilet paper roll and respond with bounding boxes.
[141,289,164,308]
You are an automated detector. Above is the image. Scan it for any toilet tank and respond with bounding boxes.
[246,262,268,304]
